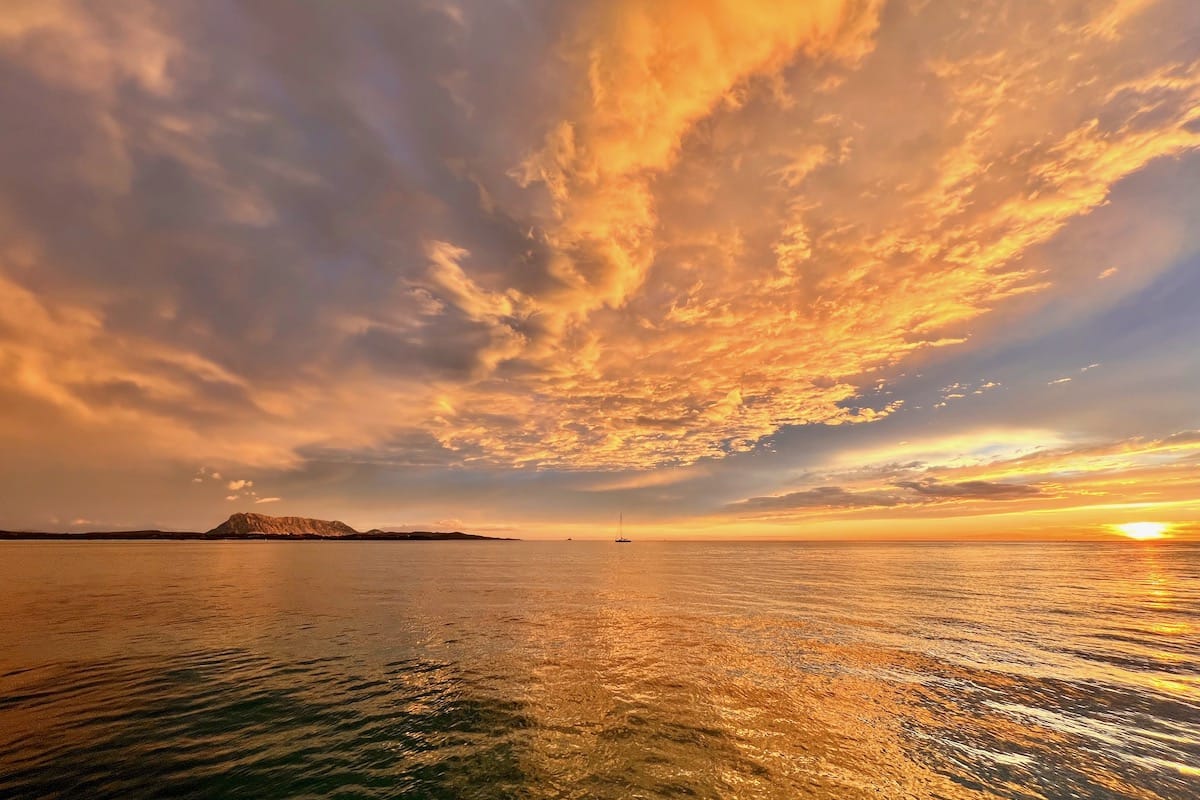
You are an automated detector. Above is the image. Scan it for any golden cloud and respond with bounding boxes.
[1,0,1197,482]
[726,428,1200,525]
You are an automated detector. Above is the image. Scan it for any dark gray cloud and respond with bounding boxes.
[730,486,904,511]
[893,480,1042,500]
[0,1,565,393]
[728,477,1042,514]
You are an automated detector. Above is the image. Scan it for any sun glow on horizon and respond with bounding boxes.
[1112,522,1170,541]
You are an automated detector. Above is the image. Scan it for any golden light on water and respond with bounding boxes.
[1112,522,1170,541]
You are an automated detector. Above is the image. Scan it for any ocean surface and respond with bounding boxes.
[0,541,1197,799]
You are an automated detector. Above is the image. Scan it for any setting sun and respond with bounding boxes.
[1112,522,1171,541]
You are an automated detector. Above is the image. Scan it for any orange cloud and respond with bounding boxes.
[512,0,884,311]
[0,0,1197,493]
[722,429,1200,538]
[404,0,1198,470]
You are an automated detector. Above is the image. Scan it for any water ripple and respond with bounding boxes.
[1,541,1197,799]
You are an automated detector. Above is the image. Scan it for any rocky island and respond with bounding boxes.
[0,512,516,541]
[207,512,358,537]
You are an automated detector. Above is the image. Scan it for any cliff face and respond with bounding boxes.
[206,513,358,537]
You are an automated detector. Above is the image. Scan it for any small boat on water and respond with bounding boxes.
[615,512,631,543]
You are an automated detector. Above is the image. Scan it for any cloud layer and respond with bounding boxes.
[1,1,1198,534]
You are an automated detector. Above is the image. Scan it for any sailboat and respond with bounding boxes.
[615,512,631,543]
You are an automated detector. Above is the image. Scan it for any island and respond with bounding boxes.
[0,512,517,541]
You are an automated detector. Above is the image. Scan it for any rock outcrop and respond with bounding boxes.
[205,512,357,537]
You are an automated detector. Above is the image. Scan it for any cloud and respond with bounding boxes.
[425,0,1199,469]
[1162,430,1200,446]
[729,476,1041,515]
[0,2,892,472]
[0,1,1199,533]
[226,479,252,491]
[512,0,883,312]
[730,486,902,511]
[893,479,1041,500]
[720,424,1200,524]
[934,379,1002,407]
[254,496,281,504]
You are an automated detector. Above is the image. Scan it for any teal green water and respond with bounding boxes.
[1,541,1197,799]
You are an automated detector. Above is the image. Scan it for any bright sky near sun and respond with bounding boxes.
[1,0,1199,539]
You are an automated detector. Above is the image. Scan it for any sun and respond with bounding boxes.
[1112,522,1170,541]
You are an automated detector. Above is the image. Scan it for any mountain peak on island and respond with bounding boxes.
[1,513,517,541]
[206,512,357,537]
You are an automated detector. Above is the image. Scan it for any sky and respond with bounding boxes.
[1,0,1198,540]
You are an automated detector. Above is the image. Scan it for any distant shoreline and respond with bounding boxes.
[0,530,518,542]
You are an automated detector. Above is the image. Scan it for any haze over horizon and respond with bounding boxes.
[2,0,1199,540]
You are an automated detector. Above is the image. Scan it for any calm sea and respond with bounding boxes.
[0,541,1197,799]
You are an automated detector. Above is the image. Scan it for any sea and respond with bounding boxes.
[0,541,1196,799]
